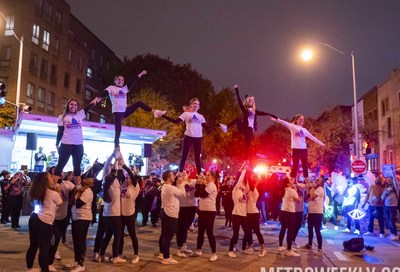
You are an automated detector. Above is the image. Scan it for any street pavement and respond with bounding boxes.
[0,214,399,272]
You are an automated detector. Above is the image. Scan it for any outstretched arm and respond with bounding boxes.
[234,84,246,113]
[83,97,101,115]
[162,115,184,124]
[305,130,325,147]
[127,70,147,92]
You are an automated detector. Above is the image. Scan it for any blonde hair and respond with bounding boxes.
[243,96,256,112]
[190,98,200,105]
[291,114,304,124]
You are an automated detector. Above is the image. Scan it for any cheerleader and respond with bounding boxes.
[219,84,277,160]
[271,114,325,183]
[192,171,218,261]
[26,172,62,272]
[97,71,166,150]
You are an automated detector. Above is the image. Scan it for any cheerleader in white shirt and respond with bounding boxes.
[54,98,100,186]
[26,172,62,272]
[192,171,218,261]
[97,70,165,150]
[271,114,325,182]
[70,177,94,272]
[227,167,252,258]
[117,155,141,264]
[162,98,214,175]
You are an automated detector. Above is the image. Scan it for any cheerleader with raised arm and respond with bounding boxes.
[271,114,325,182]
[96,70,166,151]
[219,84,277,161]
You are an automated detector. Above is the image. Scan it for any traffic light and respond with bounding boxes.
[0,82,6,106]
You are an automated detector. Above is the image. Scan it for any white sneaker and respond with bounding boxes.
[70,265,85,272]
[55,250,61,261]
[314,249,324,256]
[334,226,339,231]
[176,250,187,258]
[26,269,40,272]
[243,247,253,254]
[131,255,140,264]
[65,261,78,268]
[277,246,286,252]
[161,257,178,265]
[379,234,385,238]
[219,124,227,133]
[209,254,218,262]
[363,231,374,236]
[112,256,127,264]
[286,250,300,257]
[227,251,236,258]
[190,250,202,256]
[354,229,360,235]
[390,235,399,241]
[342,228,350,233]
[259,249,267,257]
[153,110,166,118]
[48,264,57,272]
[181,247,193,255]
[96,256,110,263]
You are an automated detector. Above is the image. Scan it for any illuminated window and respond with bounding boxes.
[5,16,15,36]
[87,67,93,78]
[32,24,40,44]
[42,30,50,51]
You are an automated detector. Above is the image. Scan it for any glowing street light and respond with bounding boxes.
[300,43,360,159]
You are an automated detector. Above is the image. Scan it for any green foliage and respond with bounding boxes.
[0,104,16,128]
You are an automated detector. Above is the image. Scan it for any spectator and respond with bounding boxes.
[34,147,47,172]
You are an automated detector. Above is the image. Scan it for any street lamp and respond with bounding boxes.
[0,11,24,124]
[300,43,360,160]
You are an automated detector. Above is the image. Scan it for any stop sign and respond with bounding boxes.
[351,160,366,174]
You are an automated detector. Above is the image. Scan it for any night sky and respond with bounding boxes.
[67,0,400,131]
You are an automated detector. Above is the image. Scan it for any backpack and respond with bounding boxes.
[343,237,364,252]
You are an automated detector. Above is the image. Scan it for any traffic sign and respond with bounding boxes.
[351,160,366,173]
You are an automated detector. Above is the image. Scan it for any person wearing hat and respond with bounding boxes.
[0,170,11,224]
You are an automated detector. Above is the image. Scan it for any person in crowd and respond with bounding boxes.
[271,114,325,183]
[158,170,186,265]
[53,98,100,186]
[192,171,218,261]
[278,177,301,257]
[48,169,75,270]
[381,175,399,240]
[176,171,197,258]
[362,176,385,237]
[268,173,282,221]
[245,171,267,257]
[302,177,325,256]
[162,98,215,175]
[227,166,252,258]
[221,176,234,227]
[134,155,144,173]
[25,172,62,272]
[47,151,59,168]
[141,172,161,226]
[8,171,29,229]
[118,155,141,264]
[70,176,94,272]
[219,84,277,161]
[292,179,306,249]
[96,71,165,151]
[1,170,13,224]
[342,178,361,235]
[34,147,47,172]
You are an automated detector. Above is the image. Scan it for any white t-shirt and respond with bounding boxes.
[198,182,217,211]
[274,119,323,149]
[281,187,299,213]
[57,109,86,145]
[37,189,62,225]
[179,180,198,207]
[308,186,324,214]
[179,111,206,138]
[120,184,140,216]
[246,187,259,214]
[106,85,129,113]
[71,188,93,221]
[55,180,75,220]
[161,183,186,218]
[103,179,121,217]
[232,169,247,216]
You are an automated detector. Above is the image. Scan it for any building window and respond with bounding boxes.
[67,47,72,62]
[78,55,83,70]
[50,64,57,85]
[86,67,93,78]
[100,55,103,67]
[76,79,81,94]
[85,89,92,101]
[29,52,39,75]
[44,1,53,21]
[0,46,11,67]
[40,58,48,80]
[4,16,15,36]
[32,23,40,44]
[37,87,46,110]
[55,11,62,30]
[91,48,95,60]
[42,30,50,51]
[381,97,389,116]
[47,91,55,113]
[64,72,70,88]
[389,150,394,164]
[26,83,35,106]
[373,109,378,120]
[52,37,59,57]
[387,117,392,138]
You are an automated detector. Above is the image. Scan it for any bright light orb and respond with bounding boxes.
[301,49,313,61]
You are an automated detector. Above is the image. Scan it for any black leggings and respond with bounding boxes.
[26,213,53,272]
[119,214,139,256]
[278,210,295,250]
[227,118,253,160]
[49,216,69,264]
[100,216,122,258]
[229,214,251,251]
[222,197,234,226]
[293,211,304,242]
[54,143,84,177]
[72,220,91,266]
[179,135,202,175]
[113,101,152,147]
[177,206,197,247]
[9,195,23,227]
[159,210,178,259]
[247,213,264,246]
[291,149,308,178]
[307,213,323,249]
[93,206,105,253]
[197,210,217,253]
